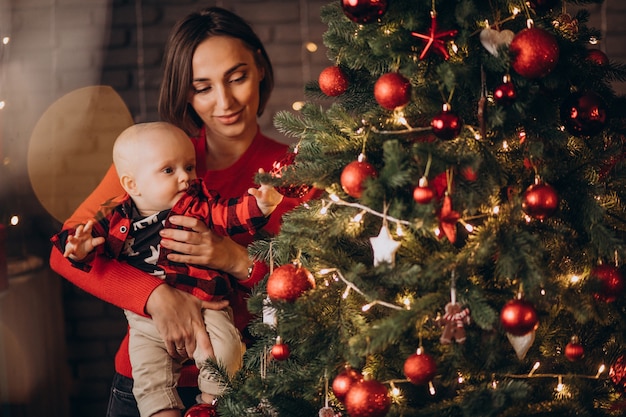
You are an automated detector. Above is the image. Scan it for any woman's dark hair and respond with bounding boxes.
[158,7,274,136]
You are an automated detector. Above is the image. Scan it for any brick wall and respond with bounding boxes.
[1,1,625,416]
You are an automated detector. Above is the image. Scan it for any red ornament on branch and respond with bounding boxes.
[332,366,363,402]
[560,91,608,137]
[509,27,559,79]
[500,299,539,336]
[521,180,559,220]
[184,403,218,417]
[271,336,291,361]
[565,336,585,362]
[374,72,411,110]
[431,104,462,140]
[591,264,625,303]
[586,49,609,66]
[340,157,378,198]
[266,262,315,302]
[270,152,311,198]
[341,0,388,24]
[610,354,626,393]
[319,66,349,97]
[494,75,517,106]
[413,176,435,204]
[411,11,458,60]
[343,377,391,417]
[404,348,437,385]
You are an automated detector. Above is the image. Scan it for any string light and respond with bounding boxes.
[319,268,405,311]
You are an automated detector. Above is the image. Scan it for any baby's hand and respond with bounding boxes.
[248,168,284,216]
[63,220,105,261]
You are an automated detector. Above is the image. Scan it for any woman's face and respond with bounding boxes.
[188,36,263,143]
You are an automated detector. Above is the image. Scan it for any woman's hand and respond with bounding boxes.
[159,215,253,280]
[145,284,228,359]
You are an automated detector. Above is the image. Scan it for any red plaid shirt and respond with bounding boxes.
[52,179,268,301]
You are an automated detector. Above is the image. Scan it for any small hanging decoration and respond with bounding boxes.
[437,169,460,243]
[413,176,435,204]
[479,27,514,56]
[413,153,435,204]
[559,90,608,137]
[270,336,291,361]
[341,153,378,198]
[332,365,363,402]
[431,103,463,140]
[411,10,458,60]
[506,331,536,360]
[404,346,438,385]
[610,354,626,393]
[493,74,517,106]
[269,149,311,198]
[564,335,585,362]
[553,13,579,41]
[374,72,412,110]
[590,263,625,303]
[501,287,539,360]
[370,213,401,267]
[521,178,559,220]
[586,49,609,66]
[437,272,471,344]
[341,0,388,24]
[319,65,349,97]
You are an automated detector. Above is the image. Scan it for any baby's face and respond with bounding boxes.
[131,129,197,214]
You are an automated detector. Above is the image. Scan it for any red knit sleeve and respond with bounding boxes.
[50,162,163,315]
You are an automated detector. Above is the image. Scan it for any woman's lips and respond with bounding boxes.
[216,109,243,125]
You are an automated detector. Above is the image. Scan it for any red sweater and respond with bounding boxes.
[49,127,301,386]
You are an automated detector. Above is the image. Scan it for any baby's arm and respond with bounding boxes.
[63,220,106,261]
[248,169,284,217]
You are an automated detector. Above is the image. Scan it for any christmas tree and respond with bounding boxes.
[219,0,626,416]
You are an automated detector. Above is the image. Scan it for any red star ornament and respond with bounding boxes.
[437,194,459,243]
[411,11,458,60]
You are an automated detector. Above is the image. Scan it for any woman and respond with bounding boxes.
[50,7,304,416]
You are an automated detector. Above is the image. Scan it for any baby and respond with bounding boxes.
[52,121,282,417]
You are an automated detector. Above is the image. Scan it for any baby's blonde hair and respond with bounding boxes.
[112,121,189,177]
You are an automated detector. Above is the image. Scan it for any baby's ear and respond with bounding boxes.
[120,174,139,196]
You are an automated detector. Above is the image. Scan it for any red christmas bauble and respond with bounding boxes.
[521,181,559,220]
[404,351,437,385]
[500,299,539,336]
[374,72,411,110]
[560,91,608,137]
[332,366,362,402]
[343,378,391,417]
[319,66,349,97]
[270,152,311,198]
[591,264,625,303]
[341,160,377,198]
[431,108,462,140]
[266,263,315,302]
[494,81,517,105]
[510,27,559,79]
[565,336,584,362]
[341,0,388,24]
[271,341,291,361]
[610,354,626,393]
[413,176,435,204]
[587,49,609,66]
[184,403,218,417]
